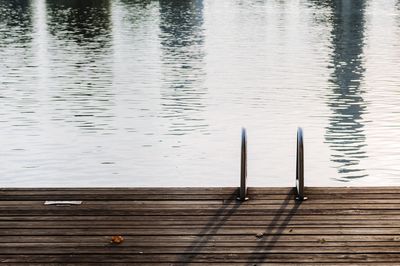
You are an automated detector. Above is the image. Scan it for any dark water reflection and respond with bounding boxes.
[0,0,36,129]
[45,0,114,132]
[46,0,111,46]
[1,0,400,186]
[159,0,208,135]
[324,0,368,181]
[0,0,33,44]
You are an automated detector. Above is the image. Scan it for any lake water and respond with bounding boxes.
[1,0,400,187]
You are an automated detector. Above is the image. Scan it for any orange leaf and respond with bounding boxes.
[111,235,124,244]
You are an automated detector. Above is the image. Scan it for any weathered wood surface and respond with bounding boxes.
[1,187,400,264]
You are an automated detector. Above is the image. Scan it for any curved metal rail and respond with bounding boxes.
[237,128,249,201]
[296,127,307,201]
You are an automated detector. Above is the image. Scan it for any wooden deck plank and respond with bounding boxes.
[2,214,400,221]
[5,198,400,205]
[4,246,400,254]
[2,220,400,227]
[3,253,400,263]
[3,209,400,216]
[2,264,400,266]
[0,187,400,264]
[4,193,400,201]
[3,203,400,210]
[3,241,400,247]
[1,235,400,243]
[3,228,400,236]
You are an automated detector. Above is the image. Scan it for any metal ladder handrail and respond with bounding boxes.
[296,127,307,201]
[237,127,306,201]
[237,128,248,201]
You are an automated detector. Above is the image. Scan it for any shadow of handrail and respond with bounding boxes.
[246,190,302,264]
[177,192,241,264]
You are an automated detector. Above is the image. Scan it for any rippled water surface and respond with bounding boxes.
[1,0,400,187]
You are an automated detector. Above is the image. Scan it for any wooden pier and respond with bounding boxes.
[1,187,400,264]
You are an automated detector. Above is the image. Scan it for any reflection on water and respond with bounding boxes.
[46,0,111,46]
[1,0,400,187]
[0,0,33,44]
[45,0,114,132]
[324,0,368,180]
[159,0,208,135]
[0,0,36,128]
